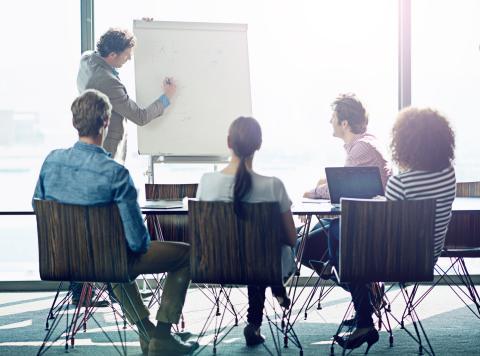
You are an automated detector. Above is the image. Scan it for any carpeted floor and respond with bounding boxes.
[0,284,479,355]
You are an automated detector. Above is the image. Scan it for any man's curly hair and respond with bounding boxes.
[97,28,136,57]
[391,107,455,171]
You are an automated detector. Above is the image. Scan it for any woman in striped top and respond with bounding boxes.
[334,107,456,353]
[385,108,456,261]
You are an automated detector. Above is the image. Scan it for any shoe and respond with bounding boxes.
[148,334,199,355]
[174,331,193,341]
[140,330,194,354]
[71,297,109,308]
[309,260,333,279]
[139,331,192,354]
[243,324,265,347]
[334,327,379,354]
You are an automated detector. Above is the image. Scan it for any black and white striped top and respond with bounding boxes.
[385,166,456,261]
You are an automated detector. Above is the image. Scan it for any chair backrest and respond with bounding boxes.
[456,182,480,198]
[189,201,284,285]
[444,182,480,249]
[34,200,130,283]
[145,183,198,243]
[339,198,436,283]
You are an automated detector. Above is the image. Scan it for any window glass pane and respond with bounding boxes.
[95,0,398,200]
[412,0,480,273]
[0,1,80,280]
[411,0,480,181]
[412,0,480,274]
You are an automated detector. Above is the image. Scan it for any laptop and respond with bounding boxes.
[325,166,384,207]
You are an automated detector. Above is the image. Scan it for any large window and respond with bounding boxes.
[9,1,478,281]
[411,0,480,181]
[94,0,398,199]
[411,0,480,272]
[0,1,80,279]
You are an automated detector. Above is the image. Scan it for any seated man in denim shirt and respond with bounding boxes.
[33,90,198,356]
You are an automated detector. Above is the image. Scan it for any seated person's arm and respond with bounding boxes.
[274,177,298,246]
[384,175,405,201]
[113,167,151,254]
[282,210,297,247]
[32,176,44,209]
[303,179,329,199]
[32,154,52,209]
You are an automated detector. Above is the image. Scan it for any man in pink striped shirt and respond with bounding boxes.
[299,93,391,270]
[304,93,391,199]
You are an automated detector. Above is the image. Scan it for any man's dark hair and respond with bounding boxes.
[331,93,368,134]
[72,90,112,137]
[97,28,136,57]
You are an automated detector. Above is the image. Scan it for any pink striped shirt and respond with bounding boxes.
[308,133,391,199]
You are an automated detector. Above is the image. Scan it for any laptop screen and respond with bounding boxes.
[325,166,384,204]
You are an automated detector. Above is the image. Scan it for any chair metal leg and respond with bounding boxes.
[37,286,73,355]
[436,257,480,318]
[264,291,302,356]
[39,282,130,355]
[195,285,246,355]
[44,282,64,330]
[275,214,324,354]
[386,283,436,356]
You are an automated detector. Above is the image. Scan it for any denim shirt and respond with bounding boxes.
[33,141,150,253]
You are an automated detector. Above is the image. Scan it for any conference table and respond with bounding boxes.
[3,197,479,234]
[141,197,480,214]
[141,197,480,239]
[4,196,477,215]
[3,197,479,240]
[141,199,341,216]
[2,197,479,271]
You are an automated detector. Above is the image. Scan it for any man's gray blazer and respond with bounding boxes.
[77,51,166,163]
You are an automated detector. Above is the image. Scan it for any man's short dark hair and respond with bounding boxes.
[72,90,112,137]
[331,93,368,134]
[97,28,136,57]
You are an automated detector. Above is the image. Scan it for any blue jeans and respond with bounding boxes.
[295,219,332,267]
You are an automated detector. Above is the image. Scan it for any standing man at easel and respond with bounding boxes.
[74,26,176,307]
[77,27,176,163]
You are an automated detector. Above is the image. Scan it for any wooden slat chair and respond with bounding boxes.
[189,200,301,355]
[145,183,198,243]
[34,199,137,356]
[143,183,198,321]
[437,182,480,318]
[336,198,436,356]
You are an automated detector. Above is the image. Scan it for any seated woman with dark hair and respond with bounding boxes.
[328,107,456,353]
[196,116,297,347]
